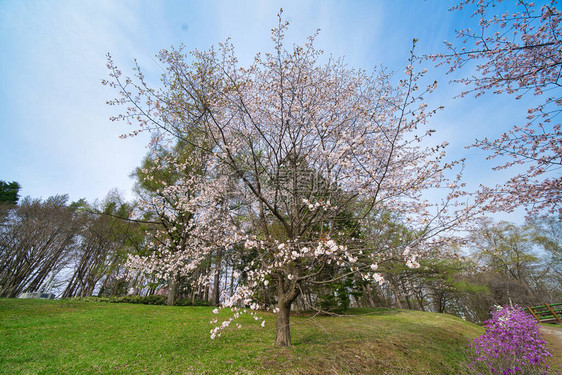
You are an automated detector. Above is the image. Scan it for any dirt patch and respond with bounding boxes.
[540,325,562,374]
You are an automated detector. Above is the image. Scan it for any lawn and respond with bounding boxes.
[0,299,483,374]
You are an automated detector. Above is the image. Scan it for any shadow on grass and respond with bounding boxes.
[291,307,401,318]
[257,309,480,375]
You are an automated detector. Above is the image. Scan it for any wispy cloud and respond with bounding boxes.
[0,1,534,222]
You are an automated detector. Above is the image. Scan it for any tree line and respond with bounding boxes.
[1,177,559,321]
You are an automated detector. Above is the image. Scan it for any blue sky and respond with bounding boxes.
[0,0,530,221]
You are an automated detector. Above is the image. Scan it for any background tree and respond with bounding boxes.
[528,216,562,304]
[0,195,79,297]
[436,0,561,217]
[0,180,21,205]
[62,191,143,298]
[126,135,237,306]
[461,218,561,321]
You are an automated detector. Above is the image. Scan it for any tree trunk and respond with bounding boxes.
[229,266,234,297]
[275,302,292,346]
[212,248,222,306]
[167,274,177,306]
[212,269,221,305]
[306,289,314,310]
[275,277,300,346]
[191,288,197,304]
[389,278,403,309]
[363,285,376,308]
[400,278,412,310]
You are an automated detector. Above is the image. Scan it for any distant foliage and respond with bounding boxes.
[70,295,210,306]
[0,195,78,298]
[0,180,21,205]
[467,305,551,375]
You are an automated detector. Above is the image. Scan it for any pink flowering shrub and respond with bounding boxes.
[467,305,551,375]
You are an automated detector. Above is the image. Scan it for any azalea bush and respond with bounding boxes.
[467,305,551,374]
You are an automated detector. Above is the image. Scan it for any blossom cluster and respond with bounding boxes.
[467,305,551,375]
[436,0,562,217]
[402,246,421,269]
[208,286,265,340]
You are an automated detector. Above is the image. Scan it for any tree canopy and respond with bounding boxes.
[0,180,21,205]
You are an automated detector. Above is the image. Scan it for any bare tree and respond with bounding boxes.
[62,193,142,298]
[0,195,78,297]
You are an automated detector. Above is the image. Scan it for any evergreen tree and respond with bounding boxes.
[0,180,21,204]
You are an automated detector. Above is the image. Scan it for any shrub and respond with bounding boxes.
[467,305,551,375]
[141,295,167,305]
[173,298,192,306]
[318,294,345,314]
[69,295,167,306]
[68,295,216,306]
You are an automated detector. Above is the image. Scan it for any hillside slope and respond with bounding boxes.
[541,325,562,373]
[0,299,483,374]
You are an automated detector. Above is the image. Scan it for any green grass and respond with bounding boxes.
[0,299,483,374]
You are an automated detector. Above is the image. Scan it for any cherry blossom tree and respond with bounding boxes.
[125,137,239,306]
[105,14,473,346]
[435,0,561,217]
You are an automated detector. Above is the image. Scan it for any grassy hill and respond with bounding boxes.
[0,299,484,374]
